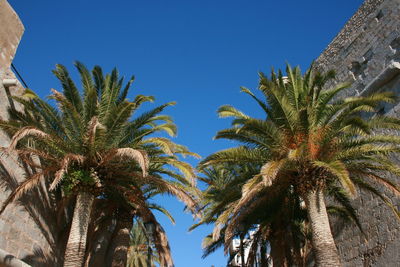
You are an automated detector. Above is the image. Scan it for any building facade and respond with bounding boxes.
[314,0,400,266]
[0,1,52,266]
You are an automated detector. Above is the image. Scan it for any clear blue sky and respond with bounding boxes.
[9,0,363,266]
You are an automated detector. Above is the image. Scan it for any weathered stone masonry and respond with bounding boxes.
[0,0,51,265]
[315,0,400,266]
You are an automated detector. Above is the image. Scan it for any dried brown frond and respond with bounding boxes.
[9,126,50,151]
[19,156,42,170]
[237,183,264,214]
[50,88,77,116]
[101,148,149,177]
[49,153,85,191]
[211,223,223,243]
[153,223,173,267]
[365,172,400,196]
[260,159,286,187]
[85,116,103,146]
[212,203,236,241]
[50,88,66,102]
[15,148,56,163]
[224,192,270,253]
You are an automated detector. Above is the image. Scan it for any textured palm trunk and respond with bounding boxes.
[270,215,291,267]
[109,210,133,267]
[259,243,268,267]
[239,234,245,267]
[63,192,94,267]
[84,215,115,267]
[270,235,288,267]
[304,189,341,267]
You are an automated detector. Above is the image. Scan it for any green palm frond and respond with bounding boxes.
[0,63,199,267]
[199,147,268,168]
[199,63,400,264]
[52,64,83,113]
[313,160,356,197]
[217,105,249,120]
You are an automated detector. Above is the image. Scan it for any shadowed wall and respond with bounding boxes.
[0,0,53,265]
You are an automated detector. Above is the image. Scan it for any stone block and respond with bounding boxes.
[314,0,400,266]
[0,235,7,249]
[6,240,19,255]
[0,0,24,69]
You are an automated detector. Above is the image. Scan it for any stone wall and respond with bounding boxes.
[0,0,24,68]
[315,0,400,266]
[0,0,52,265]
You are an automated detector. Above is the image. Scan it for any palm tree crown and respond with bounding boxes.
[0,62,199,267]
[199,64,400,266]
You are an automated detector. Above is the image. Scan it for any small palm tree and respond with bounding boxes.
[127,218,159,267]
[200,65,400,266]
[0,62,198,267]
[195,164,303,266]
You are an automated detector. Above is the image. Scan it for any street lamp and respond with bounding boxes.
[144,222,155,267]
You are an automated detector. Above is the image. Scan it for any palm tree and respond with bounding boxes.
[195,164,255,265]
[198,164,365,267]
[0,62,198,267]
[199,65,400,266]
[127,218,159,267]
[84,157,197,267]
[104,143,200,267]
[194,163,304,266]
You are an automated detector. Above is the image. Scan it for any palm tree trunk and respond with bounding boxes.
[109,210,133,267]
[270,217,290,267]
[303,189,341,267]
[239,234,245,266]
[63,192,94,267]
[269,236,288,267]
[85,215,115,267]
[260,243,268,267]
